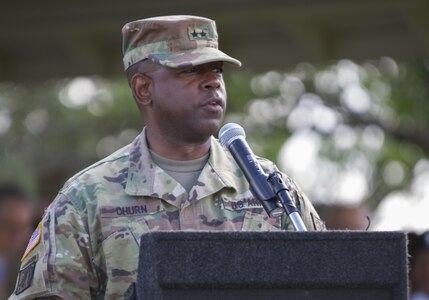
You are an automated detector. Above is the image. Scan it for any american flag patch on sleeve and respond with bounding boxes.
[21,223,42,262]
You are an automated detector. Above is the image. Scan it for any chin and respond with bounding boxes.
[187,122,220,142]
[205,119,223,134]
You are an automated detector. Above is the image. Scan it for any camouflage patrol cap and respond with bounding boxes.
[121,15,242,70]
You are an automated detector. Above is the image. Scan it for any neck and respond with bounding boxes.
[145,128,211,160]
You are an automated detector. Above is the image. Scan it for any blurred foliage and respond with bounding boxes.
[1,58,428,210]
[226,58,429,209]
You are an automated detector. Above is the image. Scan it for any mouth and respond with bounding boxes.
[202,97,225,110]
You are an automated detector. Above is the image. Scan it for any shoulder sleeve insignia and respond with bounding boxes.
[14,259,36,295]
[21,223,42,262]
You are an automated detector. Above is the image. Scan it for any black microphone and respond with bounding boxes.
[219,123,307,231]
[218,123,283,218]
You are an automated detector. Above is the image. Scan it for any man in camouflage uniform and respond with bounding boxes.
[10,15,324,299]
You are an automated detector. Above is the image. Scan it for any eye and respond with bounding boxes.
[212,66,224,74]
[182,67,199,74]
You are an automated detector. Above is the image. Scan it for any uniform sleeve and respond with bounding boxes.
[9,193,98,299]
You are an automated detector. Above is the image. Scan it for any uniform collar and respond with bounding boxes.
[125,128,238,205]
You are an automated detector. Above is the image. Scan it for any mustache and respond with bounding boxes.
[201,96,225,108]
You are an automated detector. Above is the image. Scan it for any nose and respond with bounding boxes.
[203,70,222,90]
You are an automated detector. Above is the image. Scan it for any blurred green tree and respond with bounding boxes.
[226,58,429,215]
[1,58,428,217]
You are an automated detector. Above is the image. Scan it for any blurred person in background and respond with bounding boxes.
[0,184,33,299]
[319,204,369,230]
[409,231,429,300]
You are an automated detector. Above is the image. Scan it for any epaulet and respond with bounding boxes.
[63,144,131,189]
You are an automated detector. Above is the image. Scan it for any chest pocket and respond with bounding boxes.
[98,202,176,242]
[96,203,170,297]
[221,194,282,231]
[95,224,140,298]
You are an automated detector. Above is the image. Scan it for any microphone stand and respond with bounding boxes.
[247,169,307,232]
[266,172,307,232]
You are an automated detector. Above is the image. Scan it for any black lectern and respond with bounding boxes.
[127,231,408,300]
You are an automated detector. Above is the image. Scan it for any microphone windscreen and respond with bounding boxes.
[219,123,246,148]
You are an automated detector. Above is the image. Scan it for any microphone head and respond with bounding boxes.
[218,123,246,148]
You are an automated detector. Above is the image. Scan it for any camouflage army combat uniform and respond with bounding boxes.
[11,15,325,300]
[10,129,324,299]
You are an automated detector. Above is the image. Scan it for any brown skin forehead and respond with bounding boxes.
[126,59,225,84]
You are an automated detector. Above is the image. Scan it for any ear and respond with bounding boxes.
[131,73,152,106]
